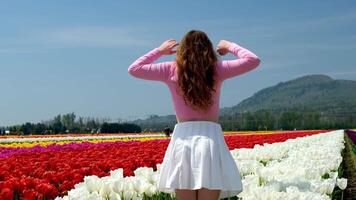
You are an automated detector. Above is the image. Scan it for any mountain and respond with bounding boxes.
[220,74,356,115]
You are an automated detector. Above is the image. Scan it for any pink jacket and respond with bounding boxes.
[128,41,260,122]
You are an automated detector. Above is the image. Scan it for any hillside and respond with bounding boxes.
[220,74,356,115]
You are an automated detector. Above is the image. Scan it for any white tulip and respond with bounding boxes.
[110,168,124,179]
[109,191,122,200]
[99,182,112,198]
[84,176,103,193]
[336,178,347,190]
[134,167,155,184]
[145,185,157,197]
[112,179,125,196]
[67,183,91,199]
[123,189,137,200]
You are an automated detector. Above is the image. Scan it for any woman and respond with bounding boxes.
[128,30,260,200]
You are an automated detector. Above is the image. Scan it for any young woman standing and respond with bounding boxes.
[128,30,260,200]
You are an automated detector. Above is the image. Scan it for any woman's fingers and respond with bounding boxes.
[165,40,177,47]
[170,42,179,48]
[216,40,231,56]
[159,39,178,55]
[217,47,228,56]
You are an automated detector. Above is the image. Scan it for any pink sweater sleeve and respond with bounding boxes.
[216,42,261,80]
[128,48,172,82]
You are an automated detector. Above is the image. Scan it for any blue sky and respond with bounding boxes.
[1,0,356,126]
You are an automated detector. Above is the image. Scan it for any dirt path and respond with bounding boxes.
[343,133,355,199]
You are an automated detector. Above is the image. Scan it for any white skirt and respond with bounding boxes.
[156,121,243,199]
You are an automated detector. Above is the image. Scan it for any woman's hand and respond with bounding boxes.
[158,39,179,55]
[216,40,232,56]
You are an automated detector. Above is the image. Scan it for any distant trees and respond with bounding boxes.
[220,110,356,131]
[1,112,143,135]
[20,122,34,135]
[280,112,302,130]
[100,122,141,133]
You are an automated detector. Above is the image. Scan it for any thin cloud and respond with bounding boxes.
[291,68,356,80]
[247,11,356,38]
[38,26,152,48]
[0,47,46,54]
[326,70,356,76]
[257,59,311,71]
[282,42,356,51]
[0,26,154,54]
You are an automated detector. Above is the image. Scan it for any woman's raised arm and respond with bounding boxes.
[128,48,172,82]
[216,40,261,81]
[128,39,178,82]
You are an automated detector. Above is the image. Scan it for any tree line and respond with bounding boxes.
[130,110,356,132]
[219,110,356,131]
[0,112,141,135]
[1,110,355,135]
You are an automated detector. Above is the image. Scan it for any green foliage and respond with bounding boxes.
[259,177,267,186]
[280,111,302,130]
[142,192,175,200]
[341,134,355,199]
[330,147,346,200]
[321,173,330,179]
[259,160,268,166]
[101,122,141,133]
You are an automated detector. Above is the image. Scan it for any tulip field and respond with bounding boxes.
[0,129,350,200]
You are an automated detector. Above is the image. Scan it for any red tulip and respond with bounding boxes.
[0,188,13,200]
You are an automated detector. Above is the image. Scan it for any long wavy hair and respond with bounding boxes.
[175,30,218,113]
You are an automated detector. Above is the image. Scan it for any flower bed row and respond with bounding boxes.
[224,129,327,135]
[0,130,328,199]
[54,130,347,200]
[0,136,167,149]
[0,134,164,144]
[0,132,162,139]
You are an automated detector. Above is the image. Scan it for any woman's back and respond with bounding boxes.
[129,31,260,200]
[128,41,260,123]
